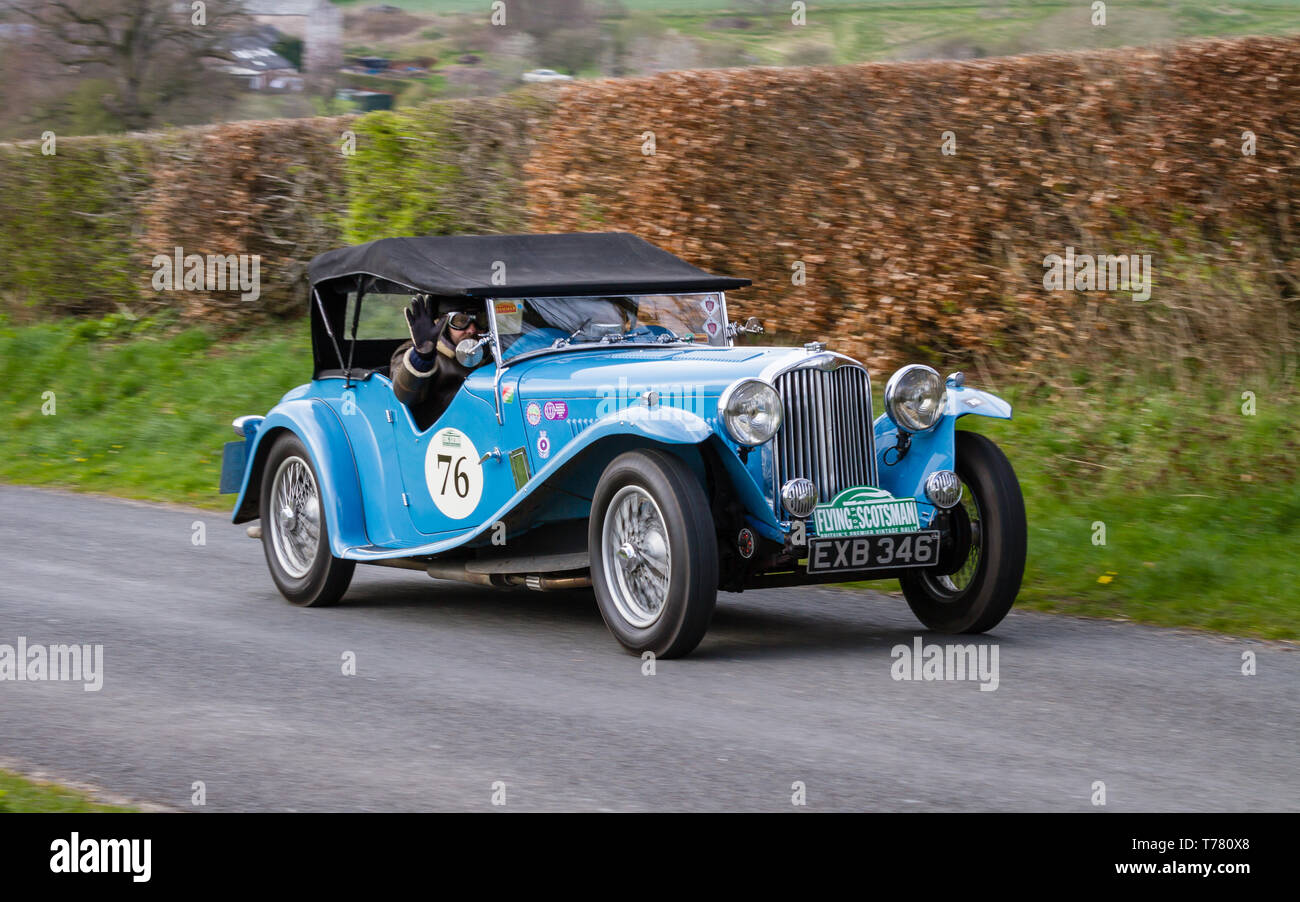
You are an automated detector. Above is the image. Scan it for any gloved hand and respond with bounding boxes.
[404,294,438,357]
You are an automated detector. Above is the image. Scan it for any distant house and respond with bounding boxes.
[218,30,304,91]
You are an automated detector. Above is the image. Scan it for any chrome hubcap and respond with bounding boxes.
[602,486,672,628]
[269,456,321,579]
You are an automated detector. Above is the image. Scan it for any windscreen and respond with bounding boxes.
[493,293,728,362]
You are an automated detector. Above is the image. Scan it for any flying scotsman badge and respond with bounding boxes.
[812,486,920,537]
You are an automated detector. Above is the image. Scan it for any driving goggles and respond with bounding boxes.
[447,311,480,330]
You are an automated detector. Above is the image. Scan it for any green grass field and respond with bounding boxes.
[0,769,134,813]
[335,0,1300,64]
[1,315,1294,638]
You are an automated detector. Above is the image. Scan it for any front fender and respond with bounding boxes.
[873,385,1012,522]
[230,398,367,557]
[946,385,1013,420]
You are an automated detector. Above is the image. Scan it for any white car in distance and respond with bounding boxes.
[522,68,574,83]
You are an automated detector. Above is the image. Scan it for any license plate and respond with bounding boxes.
[806,531,940,575]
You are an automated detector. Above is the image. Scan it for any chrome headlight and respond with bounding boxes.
[718,379,783,446]
[884,364,946,433]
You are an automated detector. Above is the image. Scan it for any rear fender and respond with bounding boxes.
[230,399,367,557]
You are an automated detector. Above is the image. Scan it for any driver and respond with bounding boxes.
[390,295,490,430]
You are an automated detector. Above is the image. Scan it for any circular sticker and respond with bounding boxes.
[425,427,483,519]
[525,401,542,426]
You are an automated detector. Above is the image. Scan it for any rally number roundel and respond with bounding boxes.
[424,428,484,519]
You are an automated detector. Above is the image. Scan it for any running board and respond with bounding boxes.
[465,552,589,575]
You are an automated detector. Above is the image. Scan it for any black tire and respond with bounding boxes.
[589,449,718,658]
[900,430,1026,633]
[259,433,355,607]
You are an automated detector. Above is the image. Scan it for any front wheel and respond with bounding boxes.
[259,433,355,607]
[589,449,718,658]
[900,430,1026,633]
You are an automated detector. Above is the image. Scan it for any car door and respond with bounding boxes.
[389,364,517,537]
[327,375,423,549]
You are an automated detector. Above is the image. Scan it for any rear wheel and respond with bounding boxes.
[589,449,718,658]
[259,433,355,607]
[900,430,1025,633]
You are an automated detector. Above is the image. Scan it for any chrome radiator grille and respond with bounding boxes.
[771,363,876,517]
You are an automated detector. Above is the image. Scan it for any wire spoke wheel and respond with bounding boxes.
[589,449,717,658]
[269,456,321,579]
[602,486,672,628]
[900,431,1025,634]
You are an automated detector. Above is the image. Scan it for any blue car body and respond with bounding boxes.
[225,232,1021,650]
[227,344,1010,563]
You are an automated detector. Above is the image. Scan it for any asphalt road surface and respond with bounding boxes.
[0,485,1294,812]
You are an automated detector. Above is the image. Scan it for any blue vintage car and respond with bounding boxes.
[222,233,1026,657]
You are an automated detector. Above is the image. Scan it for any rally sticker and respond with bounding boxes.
[701,295,718,316]
[494,300,523,335]
[525,401,542,426]
[536,430,551,460]
[501,384,516,404]
[704,321,720,337]
[425,427,483,520]
[812,486,919,537]
[543,400,568,420]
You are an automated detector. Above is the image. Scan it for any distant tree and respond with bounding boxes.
[538,26,603,75]
[272,36,304,72]
[15,0,249,132]
[514,0,592,41]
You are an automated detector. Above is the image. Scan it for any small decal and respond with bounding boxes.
[425,428,483,520]
[812,486,920,538]
[501,384,515,404]
[536,430,551,460]
[704,320,720,337]
[525,401,542,426]
[509,447,530,490]
[737,528,755,559]
[701,296,718,316]
[494,300,523,335]
[543,400,569,421]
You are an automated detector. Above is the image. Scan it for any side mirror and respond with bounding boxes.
[744,316,764,334]
[456,336,489,368]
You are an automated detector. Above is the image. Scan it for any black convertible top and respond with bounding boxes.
[307,232,750,298]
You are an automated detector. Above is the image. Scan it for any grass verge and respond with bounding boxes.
[1,317,1295,638]
[0,317,308,509]
[0,768,134,813]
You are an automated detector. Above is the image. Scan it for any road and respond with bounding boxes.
[0,485,1294,812]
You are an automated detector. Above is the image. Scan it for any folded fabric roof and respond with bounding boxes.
[307,232,750,298]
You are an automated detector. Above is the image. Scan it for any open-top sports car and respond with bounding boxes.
[222,233,1026,657]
